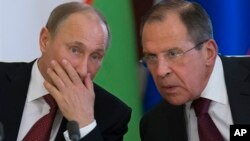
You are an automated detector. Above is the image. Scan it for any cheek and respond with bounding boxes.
[56,48,78,65]
[66,57,78,66]
[88,64,101,76]
[49,45,69,61]
[183,62,207,94]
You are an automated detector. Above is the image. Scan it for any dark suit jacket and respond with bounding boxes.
[0,60,131,141]
[140,56,250,141]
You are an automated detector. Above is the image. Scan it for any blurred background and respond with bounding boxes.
[0,0,249,140]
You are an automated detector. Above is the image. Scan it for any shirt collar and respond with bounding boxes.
[26,59,48,102]
[200,55,228,105]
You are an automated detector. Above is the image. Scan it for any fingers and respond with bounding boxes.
[47,67,66,91]
[44,59,96,126]
[43,80,62,102]
[48,59,83,90]
[84,73,94,91]
[50,60,72,87]
[61,59,82,85]
[46,59,93,92]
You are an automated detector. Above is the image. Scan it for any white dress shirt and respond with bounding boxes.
[17,60,96,141]
[185,56,233,141]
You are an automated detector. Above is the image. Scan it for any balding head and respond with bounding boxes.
[46,2,111,48]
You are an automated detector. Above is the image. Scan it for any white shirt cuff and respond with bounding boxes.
[63,120,97,141]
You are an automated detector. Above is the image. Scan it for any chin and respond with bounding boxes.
[163,95,189,106]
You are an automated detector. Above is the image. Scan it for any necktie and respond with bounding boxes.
[192,98,224,141]
[23,94,58,141]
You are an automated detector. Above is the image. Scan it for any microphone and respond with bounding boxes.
[67,120,80,141]
[0,122,4,141]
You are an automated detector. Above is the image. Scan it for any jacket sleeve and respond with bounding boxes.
[81,107,131,141]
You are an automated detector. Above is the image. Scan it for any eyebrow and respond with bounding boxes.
[94,48,105,54]
[67,41,105,53]
[163,47,181,52]
[143,46,181,55]
[67,41,84,47]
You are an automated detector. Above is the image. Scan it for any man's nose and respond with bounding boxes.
[156,58,172,78]
[75,58,88,79]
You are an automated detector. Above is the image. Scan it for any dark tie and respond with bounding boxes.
[23,94,58,141]
[192,98,224,141]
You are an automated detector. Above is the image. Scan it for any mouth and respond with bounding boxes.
[160,85,179,93]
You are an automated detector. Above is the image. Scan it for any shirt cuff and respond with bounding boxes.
[63,120,97,141]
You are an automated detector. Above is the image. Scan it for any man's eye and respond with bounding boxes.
[71,47,79,54]
[169,51,178,57]
[91,53,103,61]
[92,55,99,60]
[144,55,157,62]
[167,50,182,58]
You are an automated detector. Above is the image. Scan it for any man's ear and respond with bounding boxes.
[204,39,218,66]
[39,27,49,53]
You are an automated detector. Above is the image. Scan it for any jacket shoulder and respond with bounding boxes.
[141,101,173,121]
[94,84,131,111]
[0,62,29,72]
[221,56,250,70]
[140,101,187,141]
[93,84,132,139]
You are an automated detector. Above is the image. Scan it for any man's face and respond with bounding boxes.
[39,12,108,82]
[142,13,215,105]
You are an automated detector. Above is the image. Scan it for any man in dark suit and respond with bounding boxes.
[139,1,250,141]
[0,2,131,141]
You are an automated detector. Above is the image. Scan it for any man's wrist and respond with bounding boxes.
[63,120,97,141]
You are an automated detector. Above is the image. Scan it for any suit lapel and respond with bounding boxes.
[0,62,34,140]
[221,57,250,124]
[162,102,188,141]
[55,118,67,141]
[170,105,187,141]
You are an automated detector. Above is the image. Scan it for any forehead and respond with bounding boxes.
[59,12,106,36]
[142,13,191,53]
[55,12,108,49]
